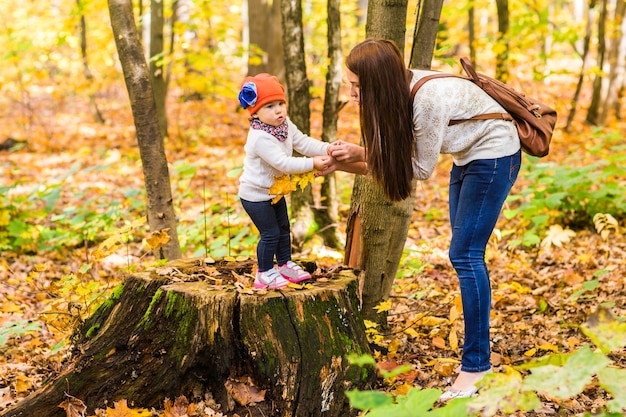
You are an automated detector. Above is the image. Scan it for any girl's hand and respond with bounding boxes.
[328,141,366,163]
[315,155,367,176]
[313,155,332,171]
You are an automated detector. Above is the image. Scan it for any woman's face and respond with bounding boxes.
[345,68,360,103]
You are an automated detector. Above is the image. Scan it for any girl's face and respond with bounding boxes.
[254,100,287,126]
[345,68,360,103]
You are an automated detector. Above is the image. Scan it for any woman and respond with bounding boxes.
[324,38,521,400]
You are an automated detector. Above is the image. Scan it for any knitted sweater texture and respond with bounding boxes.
[409,69,521,180]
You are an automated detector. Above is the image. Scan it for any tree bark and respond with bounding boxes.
[314,0,343,249]
[108,0,182,260]
[150,0,169,139]
[345,176,413,325]
[77,0,105,124]
[247,0,285,80]
[599,0,626,123]
[280,0,316,247]
[344,0,413,326]
[566,0,595,132]
[495,0,510,81]
[586,0,608,125]
[409,0,444,69]
[1,259,372,417]
[365,0,409,52]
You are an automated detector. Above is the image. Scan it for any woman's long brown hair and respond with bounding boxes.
[346,38,415,201]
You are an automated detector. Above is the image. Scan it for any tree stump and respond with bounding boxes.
[1,258,373,417]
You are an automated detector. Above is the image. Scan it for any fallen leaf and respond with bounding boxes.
[225,376,266,406]
[58,394,87,417]
[432,337,446,349]
[102,399,151,417]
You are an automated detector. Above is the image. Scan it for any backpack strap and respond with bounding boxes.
[410,73,455,102]
[449,112,514,125]
[409,70,514,126]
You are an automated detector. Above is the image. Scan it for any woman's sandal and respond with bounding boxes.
[438,368,491,402]
[438,385,478,401]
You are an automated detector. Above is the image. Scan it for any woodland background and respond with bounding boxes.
[1,0,626,416]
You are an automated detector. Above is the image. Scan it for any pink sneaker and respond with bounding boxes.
[254,268,289,289]
[278,261,311,283]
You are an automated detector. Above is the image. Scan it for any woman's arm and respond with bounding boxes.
[316,158,367,176]
[327,141,366,163]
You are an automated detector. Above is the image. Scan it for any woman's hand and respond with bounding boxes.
[327,141,366,163]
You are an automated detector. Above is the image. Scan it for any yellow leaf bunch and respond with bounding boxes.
[268,171,317,204]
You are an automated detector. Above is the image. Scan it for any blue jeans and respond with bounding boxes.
[448,150,521,372]
[241,197,292,271]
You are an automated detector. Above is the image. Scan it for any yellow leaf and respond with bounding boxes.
[404,328,420,338]
[454,295,463,312]
[105,399,152,417]
[524,348,537,357]
[540,224,576,248]
[374,300,392,313]
[449,329,459,351]
[146,228,172,250]
[363,320,379,329]
[537,343,559,352]
[293,170,317,189]
[15,374,32,394]
[224,256,236,262]
[449,305,461,322]
[394,382,413,396]
[269,174,297,197]
[593,213,619,241]
[420,316,448,326]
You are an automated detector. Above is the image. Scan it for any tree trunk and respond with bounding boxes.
[314,0,343,249]
[281,0,316,248]
[566,0,595,133]
[599,0,626,123]
[150,0,169,139]
[109,0,182,260]
[365,0,409,52]
[586,0,608,125]
[1,259,372,417]
[495,0,510,81]
[247,0,285,80]
[77,0,105,124]
[344,176,414,325]
[344,0,413,326]
[409,0,444,69]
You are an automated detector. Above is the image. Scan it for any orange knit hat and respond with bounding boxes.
[238,73,287,115]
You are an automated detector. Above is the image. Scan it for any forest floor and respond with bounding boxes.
[1,88,626,416]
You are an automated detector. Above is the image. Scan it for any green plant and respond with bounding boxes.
[503,130,626,247]
[0,320,43,346]
[345,306,626,417]
[0,164,145,254]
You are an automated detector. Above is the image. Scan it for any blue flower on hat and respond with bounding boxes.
[238,82,257,109]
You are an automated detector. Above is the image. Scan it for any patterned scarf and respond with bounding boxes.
[250,118,288,142]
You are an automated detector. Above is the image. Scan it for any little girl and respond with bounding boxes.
[238,73,331,289]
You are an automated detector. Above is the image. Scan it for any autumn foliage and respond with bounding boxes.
[2,0,626,416]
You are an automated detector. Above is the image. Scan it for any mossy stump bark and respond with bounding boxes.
[1,258,372,417]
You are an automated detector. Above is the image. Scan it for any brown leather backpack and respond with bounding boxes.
[410,57,557,158]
